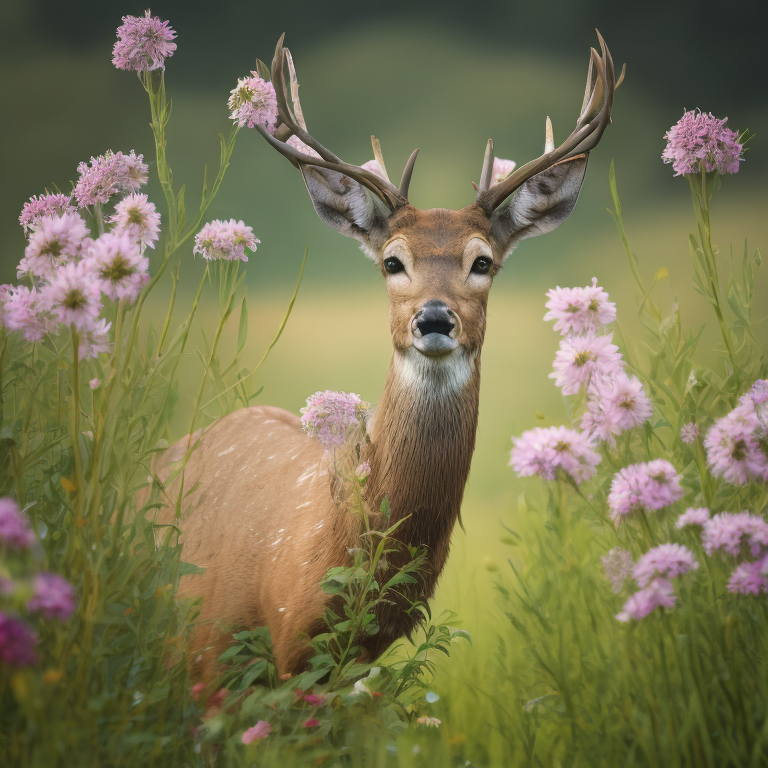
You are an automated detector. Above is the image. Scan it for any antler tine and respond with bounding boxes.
[399,149,420,199]
[477,139,495,194]
[371,136,391,184]
[544,117,555,152]
[476,31,618,214]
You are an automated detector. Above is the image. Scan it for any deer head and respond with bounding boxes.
[255,33,620,386]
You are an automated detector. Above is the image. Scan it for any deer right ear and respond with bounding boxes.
[300,165,392,261]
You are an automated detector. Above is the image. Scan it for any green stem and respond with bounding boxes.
[70,327,84,518]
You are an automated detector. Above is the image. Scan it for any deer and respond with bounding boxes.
[152,32,620,682]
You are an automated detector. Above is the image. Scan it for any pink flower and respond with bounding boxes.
[607,460,684,522]
[300,390,371,449]
[0,498,36,550]
[747,379,768,405]
[549,333,623,395]
[241,720,272,744]
[302,718,320,728]
[19,194,76,234]
[89,378,100,390]
[702,512,768,558]
[675,507,710,529]
[86,231,149,302]
[355,462,371,482]
[193,219,260,262]
[680,423,699,444]
[74,150,148,207]
[79,318,112,360]
[112,11,177,72]
[662,109,743,176]
[287,135,322,160]
[109,193,161,252]
[632,544,698,587]
[303,693,326,707]
[704,399,768,485]
[491,157,516,187]
[27,573,77,621]
[18,213,90,280]
[601,547,633,593]
[0,612,39,667]
[509,426,601,485]
[581,371,652,443]
[616,578,677,622]
[3,285,59,342]
[228,74,278,133]
[41,261,102,329]
[543,278,617,336]
[190,682,206,701]
[727,556,768,595]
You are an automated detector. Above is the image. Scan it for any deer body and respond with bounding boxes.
[152,37,619,679]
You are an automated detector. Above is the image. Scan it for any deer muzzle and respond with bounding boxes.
[411,300,460,356]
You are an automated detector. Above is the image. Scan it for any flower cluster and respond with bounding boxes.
[110,193,161,252]
[509,426,601,485]
[74,150,148,208]
[228,73,278,133]
[607,459,684,522]
[662,109,743,176]
[0,498,36,550]
[193,219,260,262]
[300,390,371,449]
[544,278,617,336]
[112,11,177,72]
[19,193,76,233]
[701,512,768,558]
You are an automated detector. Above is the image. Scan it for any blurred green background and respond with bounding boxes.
[2,0,767,648]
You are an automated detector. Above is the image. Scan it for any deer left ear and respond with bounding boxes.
[489,154,588,265]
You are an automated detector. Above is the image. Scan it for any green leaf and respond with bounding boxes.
[236,292,249,356]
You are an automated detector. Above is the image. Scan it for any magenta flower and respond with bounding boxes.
[302,718,320,728]
[41,261,102,329]
[543,278,617,336]
[0,498,36,550]
[680,423,699,444]
[662,109,743,176]
[86,231,149,302]
[89,378,100,390]
[228,73,278,133]
[18,213,91,281]
[27,573,77,621]
[287,135,322,160]
[632,544,698,587]
[727,556,768,595]
[79,318,113,360]
[491,157,517,187]
[2,285,59,342]
[601,547,634,593]
[581,371,652,443]
[303,693,326,707]
[301,390,371,449]
[74,150,148,207]
[607,460,684,522]
[675,507,710,529]
[747,379,768,405]
[616,578,677,622]
[702,512,768,558]
[549,333,623,395]
[509,426,601,485]
[704,399,768,485]
[241,720,272,744]
[112,11,177,72]
[0,613,38,667]
[193,219,260,262]
[19,194,76,234]
[110,193,161,252]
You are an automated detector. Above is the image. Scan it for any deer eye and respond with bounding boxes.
[471,256,493,275]
[383,257,404,275]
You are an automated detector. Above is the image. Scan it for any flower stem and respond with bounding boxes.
[70,326,84,518]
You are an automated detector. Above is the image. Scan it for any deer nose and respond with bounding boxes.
[411,301,459,356]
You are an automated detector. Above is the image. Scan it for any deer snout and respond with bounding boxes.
[411,300,460,356]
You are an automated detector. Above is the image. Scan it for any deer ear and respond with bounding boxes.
[300,165,391,261]
[489,154,589,265]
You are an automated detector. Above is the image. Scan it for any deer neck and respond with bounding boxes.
[365,347,481,580]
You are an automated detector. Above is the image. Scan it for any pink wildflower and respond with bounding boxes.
[112,11,177,72]
[616,578,677,622]
[544,278,617,336]
[680,423,699,444]
[607,460,684,522]
[0,613,38,667]
[228,73,278,133]
[675,507,710,529]
[581,371,652,442]
[79,318,112,360]
[74,150,148,207]
[0,498,35,550]
[491,157,516,187]
[193,219,260,262]
[302,718,320,728]
[727,556,768,595]
[27,573,77,621]
[110,193,161,252]
[632,544,698,587]
[19,213,90,280]
[509,426,601,485]
[19,194,76,234]
[702,512,768,558]
[704,399,768,485]
[3,285,59,342]
[303,693,326,707]
[549,333,623,395]
[241,720,272,744]
[286,135,322,160]
[662,109,743,176]
[300,390,370,449]
[41,261,102,328]
[748,379,768,405]
[601,547,634,593]
[86,231,149,302]
[190,682,206,701]
[355,462,371,482]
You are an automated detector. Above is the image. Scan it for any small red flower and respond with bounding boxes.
[302,718,320,728]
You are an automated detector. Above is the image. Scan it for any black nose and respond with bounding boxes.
[414,300,455,337]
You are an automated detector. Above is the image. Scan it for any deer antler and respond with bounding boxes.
[476,31,623,214]
[254,35,417,211]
